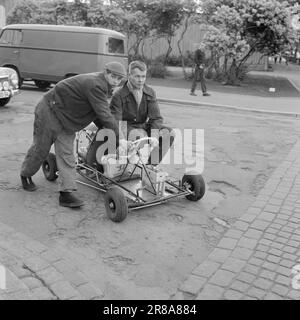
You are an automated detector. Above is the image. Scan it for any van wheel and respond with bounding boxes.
[0,97,11,107]
[18,76,23,88]
[34,80,51,89]
[64,74,77,79]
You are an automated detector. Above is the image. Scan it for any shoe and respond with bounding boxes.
[190,92,197,96]
[21,175,37,191]
[203,92,210,96]
[59,192,84,208]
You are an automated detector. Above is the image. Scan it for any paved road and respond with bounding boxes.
[1,72,300,299]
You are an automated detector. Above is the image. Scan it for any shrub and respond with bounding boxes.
[128,54,149,65]
[166,55,182,66]
[152,53,194,67]
[148,61,167,78]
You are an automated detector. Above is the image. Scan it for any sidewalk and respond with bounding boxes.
[176,140,300,300]
[153,63,300,117]
[167,64,300,300]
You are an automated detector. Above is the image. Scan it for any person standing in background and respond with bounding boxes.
[190,43,210,97]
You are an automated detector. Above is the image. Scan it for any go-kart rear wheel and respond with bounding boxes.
[182,172,205,201]
[104,187,128,222]
[42,153,58,181]
[0,97,11,107]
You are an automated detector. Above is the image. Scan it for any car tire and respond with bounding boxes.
[104,187,128,222]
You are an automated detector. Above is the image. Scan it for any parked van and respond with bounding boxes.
[0,24,128,88]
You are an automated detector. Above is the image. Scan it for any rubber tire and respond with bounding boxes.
[42,153,58,181]
[64,74,77,79]
[104,187,128,222]
[0,97,11,107]
[182,173,205,201]
[34,80,51,89]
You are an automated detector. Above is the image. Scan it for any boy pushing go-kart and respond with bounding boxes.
[20,61,131,208]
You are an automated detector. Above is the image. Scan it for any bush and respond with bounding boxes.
[152,53,194,67]
[128,54,149,65]
[237,65,248,81]
[166,55,182,66]
[148,61,167,78]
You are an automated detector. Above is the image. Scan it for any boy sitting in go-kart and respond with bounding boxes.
[86,60,175,169]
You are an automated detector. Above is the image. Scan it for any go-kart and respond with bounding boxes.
[42,128,205,222]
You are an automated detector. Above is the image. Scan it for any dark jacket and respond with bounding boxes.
[194,49,205,66]
[110,81,163,131]
[44,72,119,136]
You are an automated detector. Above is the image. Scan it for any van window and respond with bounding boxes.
[12,30,22,45]
[0,29,22,45]
[0,29,14,45]
[108,37,124,54]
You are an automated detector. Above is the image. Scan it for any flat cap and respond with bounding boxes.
[105,61,127,77]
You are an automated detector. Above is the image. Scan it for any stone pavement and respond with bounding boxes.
[0,222,104,300]
[176,140,300,300]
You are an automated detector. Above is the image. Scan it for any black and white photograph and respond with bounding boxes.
[0,0,300,308]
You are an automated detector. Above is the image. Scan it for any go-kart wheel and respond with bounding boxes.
[182,172,205,201]
[0,97,11,107]
[104,187,128,222]
[42,153,58,181]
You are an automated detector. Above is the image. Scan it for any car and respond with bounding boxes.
[0,67,19,107]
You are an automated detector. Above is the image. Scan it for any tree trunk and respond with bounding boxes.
[134,38,143,57]
[176,16,190,79]
[226,58,239,85]
[164,35,173,66]
[141,39,146,60]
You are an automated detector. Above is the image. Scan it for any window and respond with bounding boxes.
[0,30,14,45]
[12,30,22,45]
[108,38,124,54]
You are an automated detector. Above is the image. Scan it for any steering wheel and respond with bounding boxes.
[117,137,159,164]
[129,137,159,151]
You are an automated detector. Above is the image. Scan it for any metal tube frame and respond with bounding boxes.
[74,130,194,211]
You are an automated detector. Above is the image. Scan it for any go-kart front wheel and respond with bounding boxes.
[182,172,205,201]
[104,187,128,222]
[42,153,58,181]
